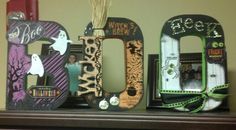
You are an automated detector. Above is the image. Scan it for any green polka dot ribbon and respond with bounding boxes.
[160,84,229,113]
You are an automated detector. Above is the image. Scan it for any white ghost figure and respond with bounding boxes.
[50,30,72,55]
[27,54,44,77]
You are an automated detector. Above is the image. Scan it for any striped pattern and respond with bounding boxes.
[7,20,69,109]
[32,21,69,109]
[33,52,69,109]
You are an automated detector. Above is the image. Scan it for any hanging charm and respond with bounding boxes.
[99,98,109,110]
[109,95,119,106]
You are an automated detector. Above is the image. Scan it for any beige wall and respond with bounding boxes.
[0,0,7,110]
[1,0,236,111]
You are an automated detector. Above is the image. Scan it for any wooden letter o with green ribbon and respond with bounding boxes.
[78,17,144,111]
[159,15,228,112]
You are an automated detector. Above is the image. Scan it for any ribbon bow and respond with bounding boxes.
[160,84,229,113]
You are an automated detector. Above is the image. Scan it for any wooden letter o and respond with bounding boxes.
[78,17,144,111]
[160,15,228,112]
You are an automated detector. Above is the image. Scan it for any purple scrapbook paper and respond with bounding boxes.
[7,20,71,110]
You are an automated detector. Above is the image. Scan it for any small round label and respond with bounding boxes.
[109,95,119,106]
[99,99,109,110]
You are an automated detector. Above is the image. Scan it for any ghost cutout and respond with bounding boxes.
[50,30,72,55]
[27,54,44,77]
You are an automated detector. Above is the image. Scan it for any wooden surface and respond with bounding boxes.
[0,109,236,130]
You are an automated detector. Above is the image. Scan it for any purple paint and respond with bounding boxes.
[7,20,70,110]
[12,89,26,103]
[7,44,30,103]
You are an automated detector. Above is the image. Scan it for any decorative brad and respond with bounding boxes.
[6,19,71,110]
[159,15,228,112]
[78,17,144,111]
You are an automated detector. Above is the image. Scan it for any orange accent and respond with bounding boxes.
[208,49,223,56]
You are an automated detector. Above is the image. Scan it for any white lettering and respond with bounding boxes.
[184,18,193,29]
[195,21,204,32]
[169,18,185,35]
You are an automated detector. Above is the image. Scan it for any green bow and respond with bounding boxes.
[160,84,229,113]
